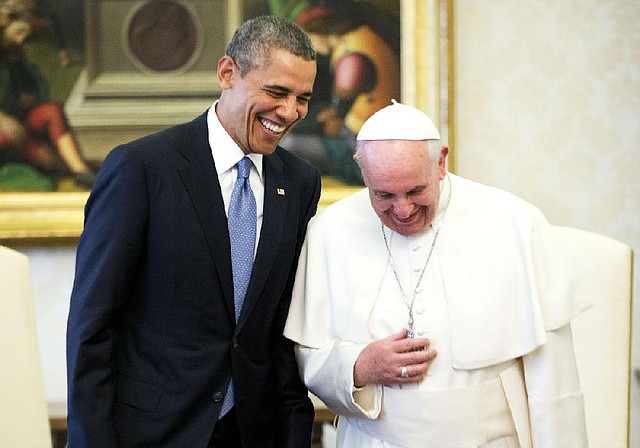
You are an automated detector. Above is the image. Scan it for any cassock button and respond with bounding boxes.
[232,338,239,348]
[212,391,223,402]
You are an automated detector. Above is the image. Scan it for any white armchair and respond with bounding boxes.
[552,226,633,448]
[0,245,52,448]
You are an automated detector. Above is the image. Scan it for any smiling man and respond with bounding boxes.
[285,101,589,447]
[67,16,320,448]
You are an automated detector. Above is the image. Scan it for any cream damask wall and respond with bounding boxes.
[453,0,639,445]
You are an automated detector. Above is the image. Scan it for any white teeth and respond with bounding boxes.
[260,118,285,133]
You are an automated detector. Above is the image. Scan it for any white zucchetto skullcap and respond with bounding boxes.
[356,99,441,141]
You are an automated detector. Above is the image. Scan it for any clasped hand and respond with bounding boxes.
[353,329,437,387]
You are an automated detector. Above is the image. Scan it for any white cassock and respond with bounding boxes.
[284,173,589,447]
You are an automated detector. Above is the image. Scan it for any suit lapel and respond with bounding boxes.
[236,150,291,330]
[177,118,292,329]
[177,113,235,320]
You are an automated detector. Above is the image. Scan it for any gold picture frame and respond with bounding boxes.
[0,0,451,243]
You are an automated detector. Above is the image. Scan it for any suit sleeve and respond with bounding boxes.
[66,146,148,447]
[273,168,321,448]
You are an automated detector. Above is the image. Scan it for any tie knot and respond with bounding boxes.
[237,157,252,180]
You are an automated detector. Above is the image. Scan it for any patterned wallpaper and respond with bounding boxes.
[453,0,639,445]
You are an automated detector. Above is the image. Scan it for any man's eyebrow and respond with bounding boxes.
[265,84,289,92]
[372,185,426,197]
[265,84,313,98]
[408,184,427,194]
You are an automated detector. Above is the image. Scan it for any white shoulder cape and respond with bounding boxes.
[285,173,589,369]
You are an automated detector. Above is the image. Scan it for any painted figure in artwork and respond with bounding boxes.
[0,1,94,190]
[271,0,400,185]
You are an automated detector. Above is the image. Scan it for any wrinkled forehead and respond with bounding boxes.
[360,140,431,180]
[359,139,430,161]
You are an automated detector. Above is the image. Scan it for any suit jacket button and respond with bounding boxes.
[232,338,239,348]
[212,391,223,402]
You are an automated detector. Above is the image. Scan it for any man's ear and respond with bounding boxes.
[438,146,449,178]
[217,55,237,89]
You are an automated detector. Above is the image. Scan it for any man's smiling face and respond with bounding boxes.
[359,140,447,236]
[216,48,316,155]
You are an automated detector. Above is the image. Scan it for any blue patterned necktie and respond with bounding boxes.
[220,156,256,417]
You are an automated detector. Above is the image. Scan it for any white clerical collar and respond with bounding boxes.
[380,172,452,240]
[431,172,451,231]
[207,101,263,179]
[406,172,451,239]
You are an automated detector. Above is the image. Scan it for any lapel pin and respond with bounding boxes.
[277,188,286,196]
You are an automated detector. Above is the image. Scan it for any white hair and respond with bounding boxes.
[354,139,442,168]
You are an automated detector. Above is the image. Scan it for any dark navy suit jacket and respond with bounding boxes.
[67,112,320,447]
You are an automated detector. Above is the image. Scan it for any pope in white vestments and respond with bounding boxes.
[284,101,589,447]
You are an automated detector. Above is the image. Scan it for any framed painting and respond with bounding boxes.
[0,0,451,242]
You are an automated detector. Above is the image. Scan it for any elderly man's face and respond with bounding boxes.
[359,140,447,236]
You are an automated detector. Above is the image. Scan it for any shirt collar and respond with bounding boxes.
[408,172,451,238]
[431,172,451,230]
[207,101,263,179]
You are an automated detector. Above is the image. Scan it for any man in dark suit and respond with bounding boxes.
[66,16,320,448]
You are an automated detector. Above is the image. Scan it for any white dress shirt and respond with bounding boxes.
[207,102,264,253]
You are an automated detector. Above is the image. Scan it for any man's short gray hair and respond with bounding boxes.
[225,15,316,76]
[354,139,442,166]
